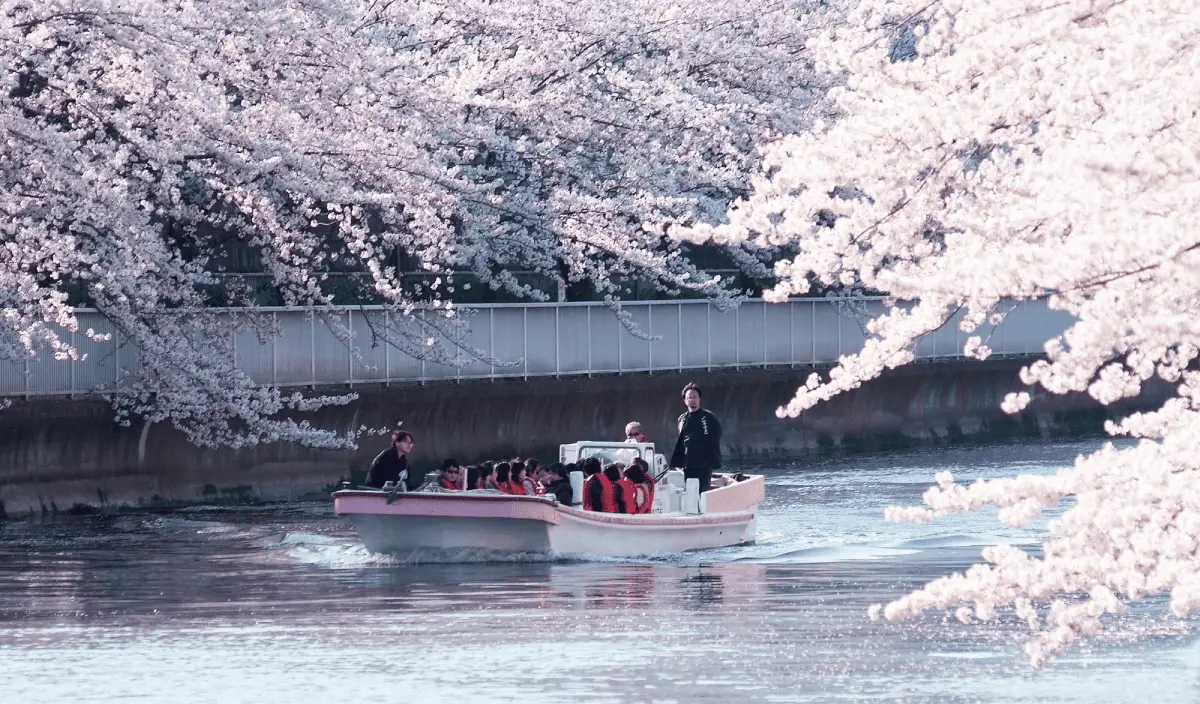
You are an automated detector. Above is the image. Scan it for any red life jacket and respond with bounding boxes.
[583,474,617,512]
[615,479,637,514]
[633,483,653,514]
[523,478,541,496]
[507,480,526,495]
[439,478,459,491]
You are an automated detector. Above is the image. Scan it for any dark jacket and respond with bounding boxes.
[669,408,722,470]
[365,446,408,489]
[545,477,574,505]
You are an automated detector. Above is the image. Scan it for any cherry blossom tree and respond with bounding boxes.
[688,0,1200,665]
[2,0,833,447]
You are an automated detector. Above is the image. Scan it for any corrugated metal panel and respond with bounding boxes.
[73,314,119,392]
[555,306,587,373]
[274,312,315,385]
[764,303,792,364]
[649,304,681,370]
[708,307,737,364]
[0,357,25,395]
[737,301,766,366]
[25,321,73,394]
[5,298,1071,396]
[350,310,388,382]
[587,306,621,374]
[523,308,556,375]
[235,317,275,386]
[621,305,651,372]
[679,304,711,368]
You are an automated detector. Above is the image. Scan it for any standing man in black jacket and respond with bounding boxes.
[365,429,415,489]
[669,383,722,493]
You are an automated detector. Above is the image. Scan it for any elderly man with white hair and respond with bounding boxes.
[624,421,648,444]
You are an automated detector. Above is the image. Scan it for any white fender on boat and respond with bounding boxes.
[569,471,584,506]
[684,478,700,515]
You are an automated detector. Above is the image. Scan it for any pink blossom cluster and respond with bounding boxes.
[692,0,1200,664]
[2,0,834,446]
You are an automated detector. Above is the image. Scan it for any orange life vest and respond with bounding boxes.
[583,474,617,512]
[439,478,459,491]
[632,483,652,513]
[507,480,526,495]
[615,479,637,514]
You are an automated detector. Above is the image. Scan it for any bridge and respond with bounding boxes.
[0,297,1072,398]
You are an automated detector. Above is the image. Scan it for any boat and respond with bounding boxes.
[333,440,766,558]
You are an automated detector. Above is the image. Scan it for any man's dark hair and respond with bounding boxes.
[682,383,702,399]
[582,457,602,475]
[441,458,459,470]
[392,429,414,443]
[545,462,566,478]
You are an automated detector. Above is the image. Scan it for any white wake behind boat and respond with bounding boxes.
[333,441,766,558]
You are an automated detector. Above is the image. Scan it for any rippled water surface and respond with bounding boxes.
[3,441,1198,703]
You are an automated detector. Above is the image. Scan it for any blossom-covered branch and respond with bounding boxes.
[1,0,834,446]
[689,0,1200,664]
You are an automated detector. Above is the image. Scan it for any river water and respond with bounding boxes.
[2,440,1197,703]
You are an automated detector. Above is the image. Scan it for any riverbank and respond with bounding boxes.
[0,359,1169,516]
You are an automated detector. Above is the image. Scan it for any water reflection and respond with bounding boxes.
[2,441,1199,702]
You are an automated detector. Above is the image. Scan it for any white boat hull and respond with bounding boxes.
[334,474,765,559]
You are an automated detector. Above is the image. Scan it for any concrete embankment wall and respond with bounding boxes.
[0,360,1168,517]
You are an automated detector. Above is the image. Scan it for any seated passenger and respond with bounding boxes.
[605,463,631,514]
[466,465,485,491]
[581,457,616,512]
[541,463,575,505]
[493,462,512,493]
[624,421,648,444]
[631,457,655,504]
[481,464,498,491]
[438,459,462,490]
[508,465,528,495]
[522,459,542,495]
[624,464,653,514]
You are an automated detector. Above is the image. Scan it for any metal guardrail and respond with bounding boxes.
[0,298,1073,397]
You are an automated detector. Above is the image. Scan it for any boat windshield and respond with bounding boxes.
[576,444,645,466]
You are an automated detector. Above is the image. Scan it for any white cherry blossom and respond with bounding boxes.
[694,0,1200,665]
[2,0,832,447]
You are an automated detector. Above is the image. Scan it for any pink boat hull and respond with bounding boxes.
[333,475,765,558]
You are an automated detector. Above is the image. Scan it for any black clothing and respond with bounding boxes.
[365,446,408,489]
[584,474,603,510]
[611,482,627,514]
[670,408,721,494]
[545,477,574,505]
[670,408,722,470]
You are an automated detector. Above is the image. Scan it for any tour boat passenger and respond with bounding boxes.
[480,464,498,491]
[492,463,511,493]
[624,421,648,444]
[508,465,528,495]
[636,458,656,512]
[465,465,485,491]
[582,457,616,512]
[623,464,653,514]
[604,463,630,514]
[541,463,574,505]
[438,459,462,490]
[522,459,542,495]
